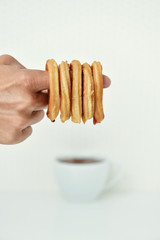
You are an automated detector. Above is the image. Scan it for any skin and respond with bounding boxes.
[0,55,111,145]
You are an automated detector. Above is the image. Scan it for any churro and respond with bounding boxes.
[59,61,71,122]
[92,61,104,124]
[46,59,105,124]
[82,63,94,123]
[46,59,60,122]
[70,60,82,123]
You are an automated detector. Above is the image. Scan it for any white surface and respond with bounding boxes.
[0,0,160,191]
[0,1,160,237]
[0,190,160,240]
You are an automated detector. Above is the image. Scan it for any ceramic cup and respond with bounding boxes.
[54,156,123,203]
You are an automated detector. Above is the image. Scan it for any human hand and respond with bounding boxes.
[0,55,48,144]
[0,55,111,145]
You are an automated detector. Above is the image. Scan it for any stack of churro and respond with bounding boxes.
[46,59,104,124]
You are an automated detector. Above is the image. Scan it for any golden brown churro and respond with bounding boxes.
[70,60,82,123]
[46,59,60,122]
[92,61,104,124]
[46,59,105,124]
[82,63,94,124]
[59,61,71,122]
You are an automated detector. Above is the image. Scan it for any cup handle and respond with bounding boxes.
[103,162,124,191]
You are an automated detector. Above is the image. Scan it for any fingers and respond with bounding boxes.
[0,56,110,91]
[4,111,44,144]
[22,69,110,93]
[103,75,111,88]
[11,126,33,144]
[17,110,43,144]
[20,69,109,97]
[18,111,44,143]
[29,110,45,125]
[15,110,45,130]
[34,92,48,110]
[0,54,26,69]
[22,69,49,92]
[20,126,33,143]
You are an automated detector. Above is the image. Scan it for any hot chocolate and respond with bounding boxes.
[59,158,101,164]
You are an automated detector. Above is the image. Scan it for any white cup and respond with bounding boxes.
[54,156,123,203]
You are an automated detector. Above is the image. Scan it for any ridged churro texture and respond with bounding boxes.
[70,60,82,123]
[46,59,104,124]
[92,61,104,124]
[46,59,60,122]
[82,63,94,124]
[59,61,71,122]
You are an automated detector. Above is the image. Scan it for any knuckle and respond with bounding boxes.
[39,110,45,119]
[7,131,19,145]
[34,110,44,121]
[20,71,30,88]
[37,110,44,122]
[11,114,28,129]
[22,126,33,138]
[9,136,17,144]
[0,54,14,63]
[16,117,26,128]
[28,126,33,136]
[26,95,35,107]
[16,94,35,111]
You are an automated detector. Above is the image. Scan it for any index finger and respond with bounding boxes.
[0,55,26,69]
[23,70,110,92]
[22,69,49,92]
[103,75,111,88]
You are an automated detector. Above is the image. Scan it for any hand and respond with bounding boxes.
[0,55,111,145]
[103,74,111,88]
[0,55,48,144]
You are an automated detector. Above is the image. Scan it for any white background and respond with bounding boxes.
[0,0,160,193]
[0,1,160,240]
